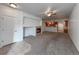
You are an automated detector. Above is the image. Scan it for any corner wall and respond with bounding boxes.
[68,4,79,51]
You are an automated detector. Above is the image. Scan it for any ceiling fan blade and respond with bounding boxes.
[52,10,58,14]
[40,7,59,17]
[45,7,51,14]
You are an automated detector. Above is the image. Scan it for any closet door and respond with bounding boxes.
[0,16,15,47]
[0,15,23,48]
[4,16,15,44]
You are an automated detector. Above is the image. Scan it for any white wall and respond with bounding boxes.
[23,13,42,27]
[68,4,79,51]
[23,12,42,37]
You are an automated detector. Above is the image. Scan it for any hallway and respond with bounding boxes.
[0,32,78,55]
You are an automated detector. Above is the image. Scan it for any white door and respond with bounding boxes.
[0,16,15,47]
[13,17,23,42]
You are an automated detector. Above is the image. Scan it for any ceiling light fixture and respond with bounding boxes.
[47,13,51,17]
[9,3,17,8]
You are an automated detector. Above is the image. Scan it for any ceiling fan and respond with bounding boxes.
[40,7,58,17]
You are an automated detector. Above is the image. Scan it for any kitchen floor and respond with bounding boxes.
[0,32,79,55]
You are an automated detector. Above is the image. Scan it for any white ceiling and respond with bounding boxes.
[18,3,76,18]
[0,3,76,18]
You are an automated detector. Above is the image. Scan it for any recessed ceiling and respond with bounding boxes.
[18,3,76,18]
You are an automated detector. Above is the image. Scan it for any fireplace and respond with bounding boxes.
[36,27,41,34]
